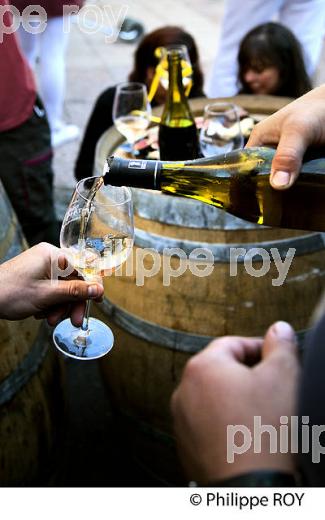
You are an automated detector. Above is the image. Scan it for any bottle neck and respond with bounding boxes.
[161,50,194,125]
[105,156,164,190]
[168,53,185,105]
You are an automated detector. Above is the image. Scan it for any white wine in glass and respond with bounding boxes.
[53,177,134,360]
[113,82,151,155]
[114,114,150,144]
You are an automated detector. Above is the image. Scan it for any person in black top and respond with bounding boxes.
[74,26,205,181]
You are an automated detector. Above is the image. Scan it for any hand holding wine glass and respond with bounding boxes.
[200,102,244,157]
[113,82,151,156]
[53,177,134,360]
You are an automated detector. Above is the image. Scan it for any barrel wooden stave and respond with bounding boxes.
[102,238,325,336]
[0,345,65,485]
[0,182,66,486]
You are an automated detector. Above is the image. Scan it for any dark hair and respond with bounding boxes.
[128,26,205,98]
[238,22,311,97]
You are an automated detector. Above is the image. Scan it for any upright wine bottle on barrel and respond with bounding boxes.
[104,147,325,232]
[158,46,200,160]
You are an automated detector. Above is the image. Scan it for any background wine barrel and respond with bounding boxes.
[94,95,325,484]
[0,182,66,486]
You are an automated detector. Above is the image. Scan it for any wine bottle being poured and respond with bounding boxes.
[103,147,325,232]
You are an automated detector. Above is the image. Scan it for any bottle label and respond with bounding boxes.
[128,160,148,170]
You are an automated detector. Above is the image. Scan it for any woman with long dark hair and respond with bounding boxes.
[75,26,204,181]
[238,22,311,98]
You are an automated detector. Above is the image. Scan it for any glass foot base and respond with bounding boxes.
[53,317,114,360]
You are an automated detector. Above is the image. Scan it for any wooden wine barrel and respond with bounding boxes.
[0,182,66,486]
[94,95,325,484]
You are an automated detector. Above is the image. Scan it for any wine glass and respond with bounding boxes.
[112,82,151,156]
[53,177,134,360]
[199,102,244,157]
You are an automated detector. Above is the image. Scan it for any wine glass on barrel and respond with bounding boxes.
[200,102,244,157]
[113,82,151,156]
[53,177,134,360]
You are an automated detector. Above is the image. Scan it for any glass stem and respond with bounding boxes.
[81,300,92,331]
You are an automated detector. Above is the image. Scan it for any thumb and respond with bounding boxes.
[45,279,104,306]
[262,321,298,362]
[270,127,307,190]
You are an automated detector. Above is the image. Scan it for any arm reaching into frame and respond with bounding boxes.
[171,321,300,484]
[247,85,325,189]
